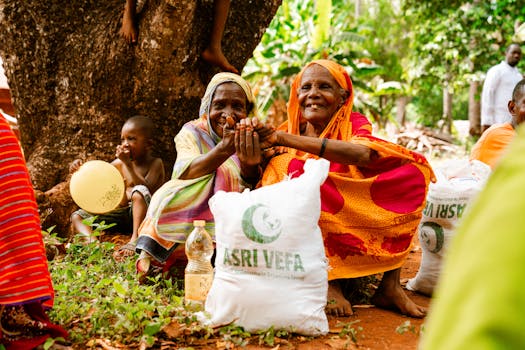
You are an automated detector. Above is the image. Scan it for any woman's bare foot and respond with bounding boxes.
[202,46,239,73]
[372,269,426,318]
[326,280,353,317]
[120,6,138,44]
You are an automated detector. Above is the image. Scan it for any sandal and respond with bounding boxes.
[112,242,137,262]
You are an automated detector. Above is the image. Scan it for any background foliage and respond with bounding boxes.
[404,0,525,126]
[243,0,525,130]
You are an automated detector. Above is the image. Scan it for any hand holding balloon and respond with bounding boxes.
[69,160,125,214]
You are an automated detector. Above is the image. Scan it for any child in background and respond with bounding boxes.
[120,0,239,73]
[70,115,165,260]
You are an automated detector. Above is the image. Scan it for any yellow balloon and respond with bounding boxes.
[70,160,125,214]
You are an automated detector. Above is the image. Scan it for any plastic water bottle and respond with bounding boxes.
[184,220,214,309]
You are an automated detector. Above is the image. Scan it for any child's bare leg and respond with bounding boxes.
[201,0,239,73]
[326,279,353,317]
[371,268,427,318]
[120,0,138,44]
[130,191,147,243]
[113,191,145,261]
[71,213,94,244]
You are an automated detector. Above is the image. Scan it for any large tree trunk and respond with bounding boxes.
[468,80,481,137]
[0,0,281,236]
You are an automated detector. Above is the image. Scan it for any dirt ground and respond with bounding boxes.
[106,234,429,350]
[304,247,427,350]
[243,245,429,350]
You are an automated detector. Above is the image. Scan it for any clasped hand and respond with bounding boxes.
[220,115,276,168]
[234,117,276,166]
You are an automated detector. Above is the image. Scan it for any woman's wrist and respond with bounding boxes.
[274,130,285,146]
[240,165,261,185]
[215,140,235,159]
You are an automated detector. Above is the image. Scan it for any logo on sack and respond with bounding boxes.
[242,204,282,244]
[420,221,444,253]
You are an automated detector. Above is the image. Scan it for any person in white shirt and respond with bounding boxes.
[481,43,522,133]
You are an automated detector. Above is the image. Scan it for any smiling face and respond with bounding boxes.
[209,82,248,138]
[297,64,348,135]
[120,121,150,160]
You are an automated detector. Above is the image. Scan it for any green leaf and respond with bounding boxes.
[144,322,162,336]
[113,281,128,296]
[277,66,301,78]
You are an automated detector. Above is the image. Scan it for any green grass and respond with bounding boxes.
[46,230,301,348]
[45,221,361,348]
[48,239,187,346]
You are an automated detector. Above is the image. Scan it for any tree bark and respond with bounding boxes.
[442,86,453,134]
[0,0,281,235]
[395,95,408,128]
[468,80,481,137]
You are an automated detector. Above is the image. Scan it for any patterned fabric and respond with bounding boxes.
[136,73,258,263]
[260,59,435,280]
[0,117,54,305]
[0,114,68,348]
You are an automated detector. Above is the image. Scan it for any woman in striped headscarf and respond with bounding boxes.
[0,114,68,349]
[252,60,435,318]
[135,72,262,279]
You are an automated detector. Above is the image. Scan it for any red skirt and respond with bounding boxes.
[0,114,68,348]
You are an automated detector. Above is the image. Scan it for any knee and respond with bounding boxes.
[131,190,146,205]
[71,212,82,224]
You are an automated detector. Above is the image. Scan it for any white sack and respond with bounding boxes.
[407,159,491,296]
[205,158,330,336]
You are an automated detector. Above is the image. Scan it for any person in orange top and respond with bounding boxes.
[470,79,525,170]
[239,60,435,318]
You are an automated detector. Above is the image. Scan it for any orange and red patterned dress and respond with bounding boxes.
[261,60,435,280]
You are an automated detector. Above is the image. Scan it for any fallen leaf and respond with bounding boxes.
[94,338,124,350]
[162,321,185,338]
[324,338,358,349]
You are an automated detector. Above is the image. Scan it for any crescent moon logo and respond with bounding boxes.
[242,204,282,244]
[420,221,444,254]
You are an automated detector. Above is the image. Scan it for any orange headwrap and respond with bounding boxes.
[284,59,369,142]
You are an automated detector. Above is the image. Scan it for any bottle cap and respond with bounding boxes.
[193,220,206,227]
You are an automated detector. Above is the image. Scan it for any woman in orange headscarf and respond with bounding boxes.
[247,60,435,317]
